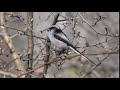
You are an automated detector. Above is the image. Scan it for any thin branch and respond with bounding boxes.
[0,24,46,40]
[43,37,51,76]
[26,12,34,78]
[78,12,119,37]
[52,13,60,25]
[78,12,98,34]
[0,70,17,78]
[92,13,106,27]
[81,54,111,78]
[81,45,119,78]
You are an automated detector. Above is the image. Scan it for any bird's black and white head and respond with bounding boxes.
[47,25,62,33]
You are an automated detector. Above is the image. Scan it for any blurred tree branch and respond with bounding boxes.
[0,70,17,78]
[0,12,25,74]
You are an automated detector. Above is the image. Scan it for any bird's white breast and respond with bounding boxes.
[48,31,68,49]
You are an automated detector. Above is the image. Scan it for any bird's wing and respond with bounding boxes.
[55,32,70,42]
[54,34,80,54]
[54,32,80,55]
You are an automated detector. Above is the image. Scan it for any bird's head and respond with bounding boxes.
[47,25,62,33]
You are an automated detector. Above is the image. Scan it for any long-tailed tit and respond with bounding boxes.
[47,25,80,55]
[47,25,95,64]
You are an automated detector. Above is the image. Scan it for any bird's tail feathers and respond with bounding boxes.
[69,46,80,55]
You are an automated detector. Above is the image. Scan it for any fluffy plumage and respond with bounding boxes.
[48,25,80,55]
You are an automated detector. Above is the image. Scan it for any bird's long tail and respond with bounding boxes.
[69,46,95,64]
[69,46,80,55]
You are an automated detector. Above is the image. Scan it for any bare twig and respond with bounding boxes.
[52,13,60,25]
[92,13,106,27]
[78,12,119,37]
[78,12,98,34]
[81,45,119,78]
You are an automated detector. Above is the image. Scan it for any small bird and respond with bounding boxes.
[47,25,95,64]
[47,25,81,55]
